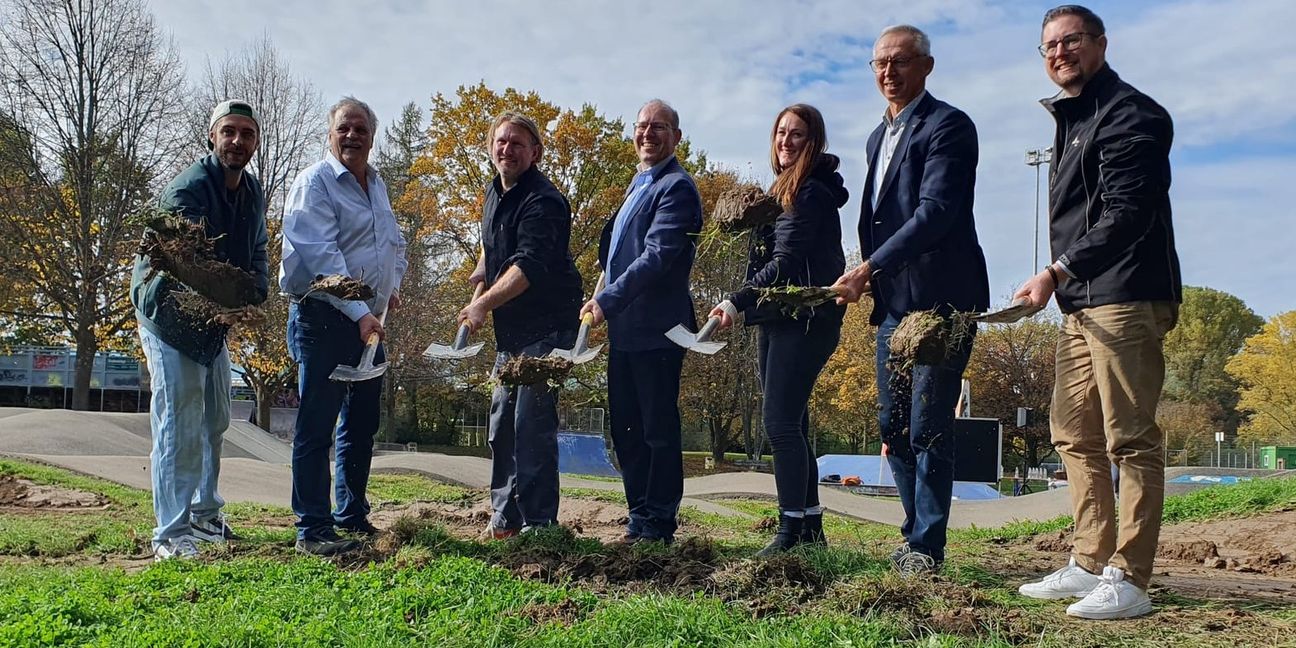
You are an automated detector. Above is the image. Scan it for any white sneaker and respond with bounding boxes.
[1066,566,1153,620]
[154,536,200,562]
[1018,557,1101,599]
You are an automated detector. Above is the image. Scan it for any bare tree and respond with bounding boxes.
[0,0,188,409]
[189,33,324,430]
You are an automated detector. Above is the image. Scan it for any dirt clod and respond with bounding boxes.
[1158,540,1220,563]
[755,286,839,319]
[138,212,260,309]
[497,356,573,386]
[0,475,108,509]
[713,185,782,232]
[307,274,375,301]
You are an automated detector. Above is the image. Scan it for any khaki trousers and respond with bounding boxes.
[1051,301,1177,589]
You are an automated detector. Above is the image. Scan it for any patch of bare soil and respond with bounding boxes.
[0,475,108,510]
[515,598,585,626]
[1011,509,1296,603]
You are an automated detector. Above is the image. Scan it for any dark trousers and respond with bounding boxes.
[758,315,841,512]
[608,347,685,540]
[876,313,975,561]
[287,300,384,540]
[488,329,574,530]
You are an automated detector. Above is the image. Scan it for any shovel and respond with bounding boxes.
[666,315,727,355]
[549,272,605,365]
[971,298,1043,324]
[423,283,487,360]
[330,310,389,382]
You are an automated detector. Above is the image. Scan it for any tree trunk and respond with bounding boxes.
[709,417,727,463]
[71,323,98,411]
[383,375,398,441]
[255,385,273,433]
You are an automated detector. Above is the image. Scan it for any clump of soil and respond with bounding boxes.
[710,553,824,617]
[138,212,260,309]
[306,274,374,301]
[516,598,585,626]
[0,475,108,509]
[713,185,782,232]
[888,310,975,368]
[170,290,265,327]
[497,356,573,386]
[756,286,839,318]
[1032,528,1073,553]
[500,532,720,592]
[1159,540,1220,563]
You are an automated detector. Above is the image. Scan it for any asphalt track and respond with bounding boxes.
[5,407,1277,529]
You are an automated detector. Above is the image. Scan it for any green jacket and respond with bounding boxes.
[131,154,269,365]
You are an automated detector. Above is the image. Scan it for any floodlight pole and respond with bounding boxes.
[1024,147,1054,273]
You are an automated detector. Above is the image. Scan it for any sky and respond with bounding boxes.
[152,0,1296,317]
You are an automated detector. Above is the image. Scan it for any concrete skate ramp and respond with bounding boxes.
[816,454,1002,501]
[558,432,619,477]
[0,408,293,461]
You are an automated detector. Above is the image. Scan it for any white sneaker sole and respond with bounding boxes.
[1018,583,1095,600]
[1066,599,1153,620]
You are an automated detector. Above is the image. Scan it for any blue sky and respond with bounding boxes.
[153,0,1296,316]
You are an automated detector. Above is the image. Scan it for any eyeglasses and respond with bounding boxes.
[869,56,924,72]
[633,121,673,134]
[1038,32,1099,57]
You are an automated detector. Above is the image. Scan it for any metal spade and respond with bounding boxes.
[424,283,487,360]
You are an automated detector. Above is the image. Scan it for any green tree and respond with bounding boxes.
[1162,286,1263,438]
[964,313,1060,470]
[1226,311,1296,445]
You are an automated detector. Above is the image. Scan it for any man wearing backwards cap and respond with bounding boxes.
[130,100,269,561]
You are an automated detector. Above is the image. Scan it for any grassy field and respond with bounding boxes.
[2,458,1294,647]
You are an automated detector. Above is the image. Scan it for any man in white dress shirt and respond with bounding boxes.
[281,96,408,555]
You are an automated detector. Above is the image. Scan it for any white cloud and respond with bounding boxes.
[151,0,1296,316]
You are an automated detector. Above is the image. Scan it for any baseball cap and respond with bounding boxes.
[207,99,260,149]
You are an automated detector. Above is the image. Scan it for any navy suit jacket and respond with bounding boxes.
[861,93,990,325]
[596,156,703,352]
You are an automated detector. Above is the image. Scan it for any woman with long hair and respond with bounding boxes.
[711,104,847,556]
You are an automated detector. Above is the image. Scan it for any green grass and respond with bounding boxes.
[1162,474,1296,524]
[3,459,1295,647]
[559,487,626,505]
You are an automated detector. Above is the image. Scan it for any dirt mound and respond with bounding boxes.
[0,475,108,509]
[1158,540,1220,563]
[502,533,720,591]
[710,553,824,617]
[515,598,585,626]
[1032,528,1073,553]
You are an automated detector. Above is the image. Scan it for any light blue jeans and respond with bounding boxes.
[138,326,231,548]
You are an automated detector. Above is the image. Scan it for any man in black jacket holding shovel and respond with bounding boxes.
[458,112,582,539]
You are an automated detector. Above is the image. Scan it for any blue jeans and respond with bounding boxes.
[287,300,384,540]
[876,314,975,561]
[138,326,230,548]
[758,314,842,512]
[487,329,575,529]
[608,347,685,540]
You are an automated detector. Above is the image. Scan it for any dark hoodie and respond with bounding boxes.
[729,154,849,324]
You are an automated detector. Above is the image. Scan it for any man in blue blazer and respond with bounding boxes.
[833,25,990,575]
[581,99,702,544]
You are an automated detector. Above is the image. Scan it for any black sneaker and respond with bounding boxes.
[894,550,943,577]
[889,542,911,568]
[338,519,381,538]
[191,514,243,543]
[295,528,359,556]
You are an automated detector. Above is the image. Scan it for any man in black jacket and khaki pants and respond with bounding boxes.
[1014,4,1181,621]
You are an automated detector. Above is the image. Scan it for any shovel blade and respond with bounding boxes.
[665,325,727,355]
[330,361,389,383]
[423,341,485,360]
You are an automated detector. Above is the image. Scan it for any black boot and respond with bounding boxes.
[799,513,827,547]
[756,513,804,558]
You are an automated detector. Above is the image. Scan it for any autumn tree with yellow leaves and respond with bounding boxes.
[1226,310,1296,445]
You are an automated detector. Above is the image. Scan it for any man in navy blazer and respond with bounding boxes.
[581,99,702,544]
[833,25,990,576]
